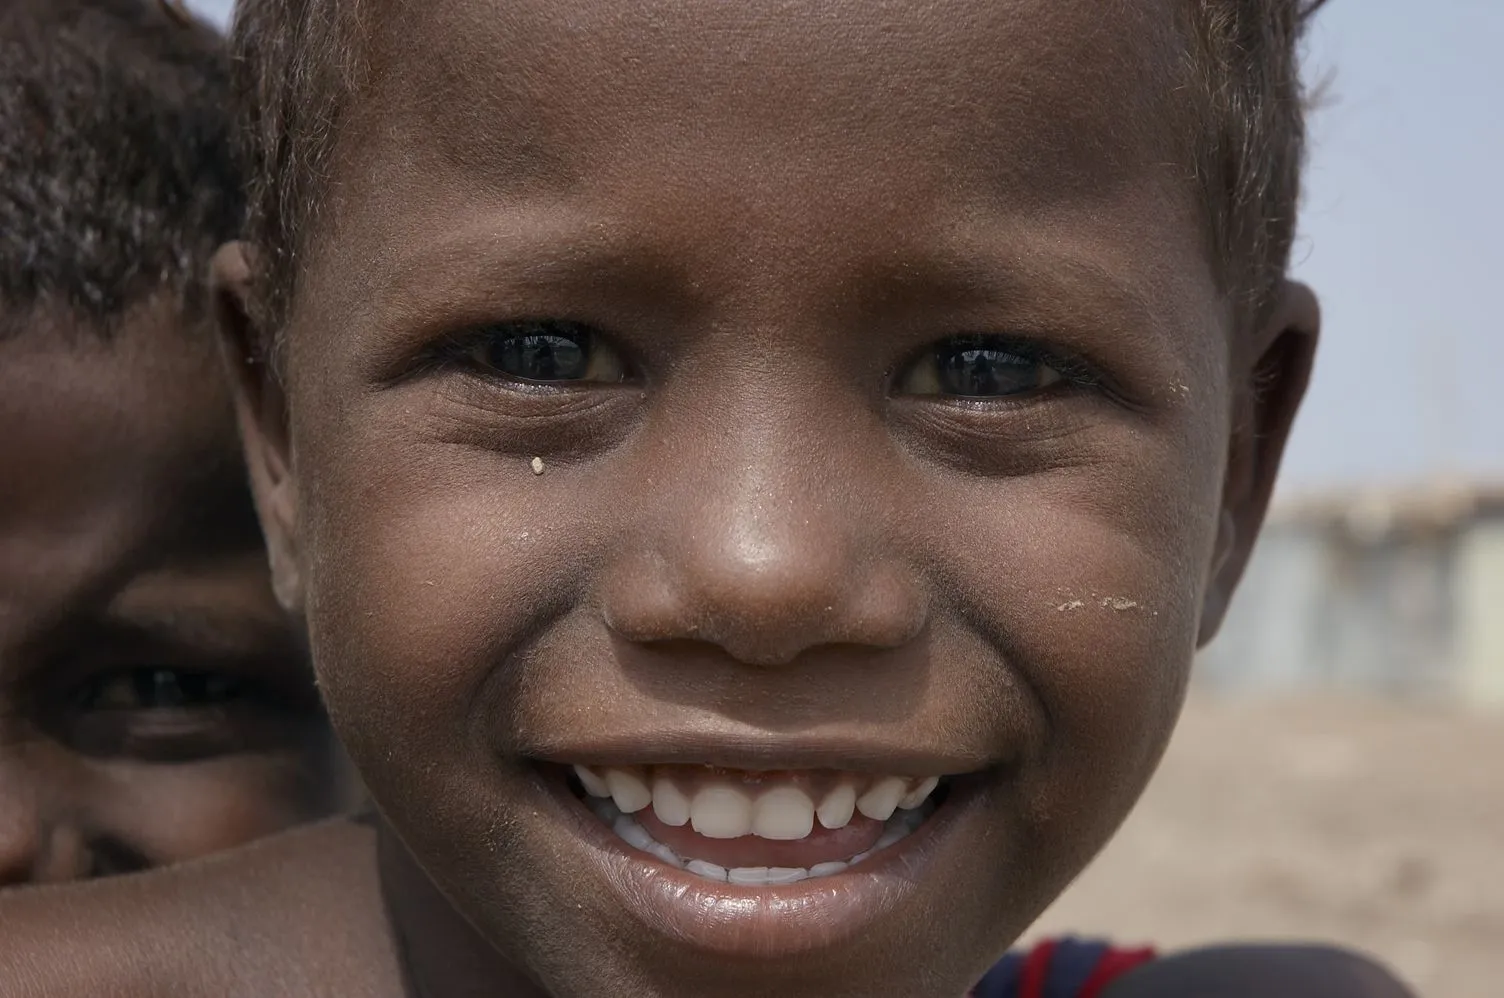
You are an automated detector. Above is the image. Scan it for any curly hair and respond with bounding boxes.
[0,0,242,335]
[227,0,1329,339]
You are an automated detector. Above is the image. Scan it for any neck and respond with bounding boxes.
[378,818,550,998]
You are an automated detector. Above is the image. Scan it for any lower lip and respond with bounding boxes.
[534,766,987,957]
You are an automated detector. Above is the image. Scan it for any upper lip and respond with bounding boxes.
[527,729,1000,777]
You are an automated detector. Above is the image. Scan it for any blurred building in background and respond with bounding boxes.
[1199,481,1504,705]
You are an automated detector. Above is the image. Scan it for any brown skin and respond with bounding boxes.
[0,0,1412,995]
[0,298,353,886]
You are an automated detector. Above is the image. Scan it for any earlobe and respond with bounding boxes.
[1197,510,1237,644]
[1198,281,1320,646]
[210,241,304,614]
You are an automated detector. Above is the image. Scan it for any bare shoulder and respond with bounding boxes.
[0,817,404,998]
[1104,943,1417,998]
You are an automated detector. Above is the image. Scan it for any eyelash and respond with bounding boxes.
[423,321,1109,401]
[899,338,1103,389]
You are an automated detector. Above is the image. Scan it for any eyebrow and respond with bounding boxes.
[372,202,1167,311]
[358,209,703,338]
[861,238,1168,334]
[356,203,1195,390]
[97,560,294,663]
[92,605,278,661]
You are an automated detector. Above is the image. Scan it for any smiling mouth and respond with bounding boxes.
[566,763,948,885]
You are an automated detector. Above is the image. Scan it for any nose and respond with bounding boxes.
[602,409,926,666]
[0,755,92,887]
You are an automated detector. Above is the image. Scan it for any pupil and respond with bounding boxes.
[938,346,1034,397]
[138,668,186,708]
[494,329,588,381]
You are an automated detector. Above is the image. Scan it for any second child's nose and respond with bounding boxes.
[0,759,91,887]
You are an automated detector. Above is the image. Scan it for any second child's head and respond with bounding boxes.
[221,0,1322,993]
[0,0,354,886]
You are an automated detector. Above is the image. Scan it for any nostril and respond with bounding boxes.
[602,551,926,667]
[87,836,151,880]
[0,820,42,888]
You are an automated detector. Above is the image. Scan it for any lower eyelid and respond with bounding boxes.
[891,398,1108,470]
[425,377,642,455]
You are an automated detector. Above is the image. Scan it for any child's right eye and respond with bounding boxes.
[456,319,630,385]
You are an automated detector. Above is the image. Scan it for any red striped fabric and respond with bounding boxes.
[1078,945,1157,998]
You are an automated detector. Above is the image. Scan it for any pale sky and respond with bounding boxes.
[190,0,1502,494]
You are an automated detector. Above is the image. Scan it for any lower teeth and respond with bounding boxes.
[585,794,933,884]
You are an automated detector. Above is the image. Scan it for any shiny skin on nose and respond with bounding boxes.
[602,424,925,667]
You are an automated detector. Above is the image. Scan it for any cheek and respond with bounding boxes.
[297,418,605,776]
[915,427,1223,864]
[95,757,334,864]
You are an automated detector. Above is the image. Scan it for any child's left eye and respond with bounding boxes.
[459,319,630,385]
[897,336,1064,398]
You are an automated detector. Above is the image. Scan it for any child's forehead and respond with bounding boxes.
[309,0,1209,338]
[350,0,1188,194]
[0,306,235,505]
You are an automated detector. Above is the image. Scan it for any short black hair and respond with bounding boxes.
[0,0,242,334]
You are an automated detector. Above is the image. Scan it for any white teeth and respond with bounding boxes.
[609,814,685,867]
[651,776,691,827]
[600,806,929,884]
[751,786,815,841]
[816,783,857,830]
[727,866,811,886]
[690,785,753,839]
[685,860,841,885]
[646,842,684,868]
[612,814,656,851]
[873,823,906,851]
[574,765,611,798]
[584,768,944,878]
[856,776,907,822]
[604,769,652,814]
[686,859,728,882]
[899,776,941,810]
[727,866,771,885]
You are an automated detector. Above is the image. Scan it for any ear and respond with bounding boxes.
[1198,281,1319,645]
[211,241,303,614]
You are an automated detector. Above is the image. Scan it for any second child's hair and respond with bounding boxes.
[0,0,242,335]
[228,0,1328,343]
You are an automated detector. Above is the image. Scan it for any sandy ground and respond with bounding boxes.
[1025,694,1503,997]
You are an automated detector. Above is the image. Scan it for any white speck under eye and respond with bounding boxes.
[531,456,545,475]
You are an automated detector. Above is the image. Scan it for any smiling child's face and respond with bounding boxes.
[225,0,1315,993]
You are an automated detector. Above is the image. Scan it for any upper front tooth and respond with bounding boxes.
[856,776,907,821]
[816,784,857,830]
[752,786,815,841]
[604,768,652,813]
[574,765,611,798]
[690,785,753,839]
[899,776,940,810]
[651,776,691,827]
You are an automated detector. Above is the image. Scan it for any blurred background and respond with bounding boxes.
[190,0,1502,993]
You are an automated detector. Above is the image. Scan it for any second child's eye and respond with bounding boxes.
[75,668,247,711]
[462,319,628,384]
[898,336,1064,399]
